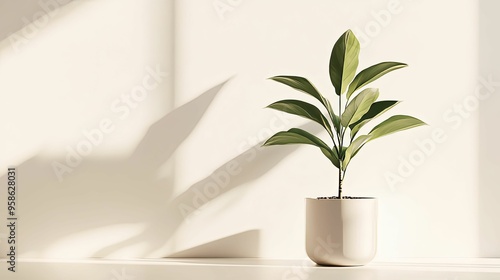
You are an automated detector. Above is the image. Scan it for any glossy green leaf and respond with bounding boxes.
[329,30,360,95]
[349,100,400,139]
[368,115,426,141]
[270,76,338,127]
[341,88,379,127]
[263,128,340,168]
[263,30,424,188]
[267,99,333,137]
[346,62,407,99]
[343,135,372,169]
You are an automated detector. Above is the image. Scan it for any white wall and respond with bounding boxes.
[0,0,175,258]
[1,0,498,260]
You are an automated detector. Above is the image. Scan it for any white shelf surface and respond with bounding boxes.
[1,258,500,279]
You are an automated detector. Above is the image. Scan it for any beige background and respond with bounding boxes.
[0,0,499,259]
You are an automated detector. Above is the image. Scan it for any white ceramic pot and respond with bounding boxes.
[305,198,377,266]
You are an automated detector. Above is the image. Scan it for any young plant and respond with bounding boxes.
[263,29,426,199]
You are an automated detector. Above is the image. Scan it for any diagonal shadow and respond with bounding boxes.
[166,230,260,258]
[90,132,299,257]
[169,122,322,220]
[1,77,322,258]
[0,0,76,43]
[130,81,228,167]
[0,80,228,257]
[92,120,322,257]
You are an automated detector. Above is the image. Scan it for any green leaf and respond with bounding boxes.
[346,62,407,99]
[329,30,360,95]
[341,88,379,127]
[267,99,333,137]
[343,135,372,169]
[368,115,426,141]
[332,113,341,135]
[270,76,338,127]
[349,100,400,139]
[263,128,339,168]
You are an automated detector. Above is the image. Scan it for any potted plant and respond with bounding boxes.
[263,29,426,266]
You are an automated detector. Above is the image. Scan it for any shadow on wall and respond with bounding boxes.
[167,230,260,258]
[0,0,76,44]
[1,81,234,257]
[0,0,273,259]
[0,78,308,258]
[91,79,313,257]
[0,0,313,259]
[477,0,500,257]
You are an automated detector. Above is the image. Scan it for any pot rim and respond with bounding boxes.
[305,197,377,200]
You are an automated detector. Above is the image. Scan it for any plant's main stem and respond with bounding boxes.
[338,92,343,199]
[338,168,343,199]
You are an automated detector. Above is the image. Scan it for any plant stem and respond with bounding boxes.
[338,92,343,199]
[338,168,343,199]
